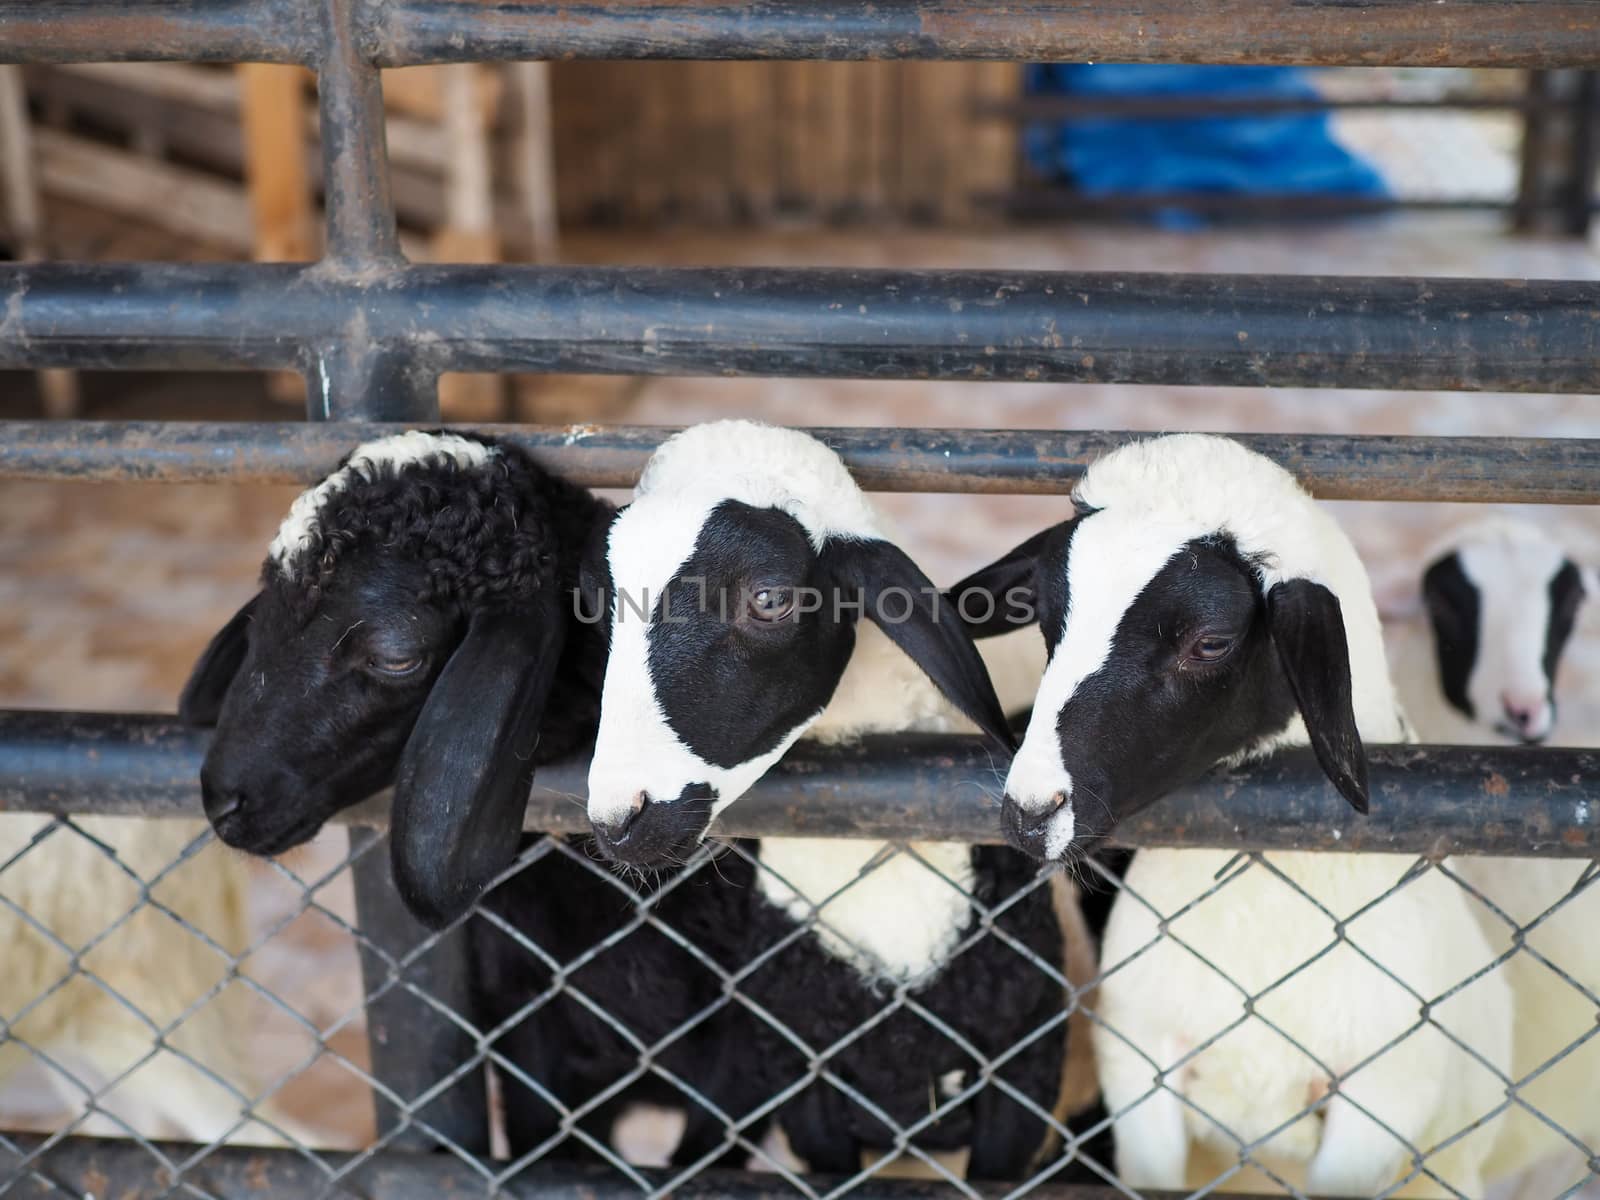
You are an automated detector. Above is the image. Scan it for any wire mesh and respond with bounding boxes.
[0,816,1595,1198]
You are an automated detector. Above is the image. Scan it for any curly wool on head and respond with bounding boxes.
[264,432,593,619]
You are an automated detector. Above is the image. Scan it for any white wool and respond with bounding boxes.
[762,624,1044,984]
[1072,436,1511,1196]
[756,839,977,986]
[267,431,499,567]
[633,420,883,548]
[1389,520,1600,1193]
[0,817,306,1145]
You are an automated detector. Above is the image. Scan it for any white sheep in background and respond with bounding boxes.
[950,434,1514,1197]
[0,816,288,1145]
[1387,516,1598,1198]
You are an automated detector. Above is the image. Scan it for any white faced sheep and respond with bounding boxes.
[581,419,1106,1183]
[1388,517,1597,1195]
[181,429,764,1169]
[950,433,1514,1197]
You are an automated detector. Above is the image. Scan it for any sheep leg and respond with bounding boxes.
[1306,1094,1412,1197]
[967,1054,1057,1180]
[781,1081,861,1175]
[494,1015,583,1160]
[1108,1085,1189,1189]
[669,1018,770,1170]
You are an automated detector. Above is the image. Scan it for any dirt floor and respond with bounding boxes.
[1,217,1598,1176]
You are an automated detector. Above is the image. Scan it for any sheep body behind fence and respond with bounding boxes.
[0,815,264,1144]
[1391,518,1599,1193]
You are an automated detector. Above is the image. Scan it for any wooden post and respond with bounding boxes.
[432,64,504,419]
[238,62,314,407]
[237,64,315,261]
[0,64,80,418]
[511,62,559,263]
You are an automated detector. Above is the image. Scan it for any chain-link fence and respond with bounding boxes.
[1,801,1597,1197]
[2,0,1599,1196]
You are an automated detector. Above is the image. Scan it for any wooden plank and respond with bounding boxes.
[964,62,1021,224]
[853,61,892,218]
[0,64,41,245]
[776,61,815,214]
[381,63,501,124]
[684,62,731,223]
[813,63,856,221]
[52,61,236,110]
[236,63,315,261]
[726,62,777,221]
[511,61,559,262]
[34,129,254,250]
[0,65,80,417]
[433,64,504,417]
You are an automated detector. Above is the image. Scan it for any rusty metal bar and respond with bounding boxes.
[4,263,1599,393]
[2,712,1593,858]
[0,1133,1239,1199]
[2,421,1599,505]
[372,1,1600,68]
[3,0,1599,69]
[314,0,400,265]
[0,0,313,66]
[299,0,467,1148]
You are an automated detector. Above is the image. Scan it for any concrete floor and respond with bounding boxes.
[1,217,1597,1185]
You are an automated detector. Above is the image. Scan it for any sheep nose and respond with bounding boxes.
[199,765,251,839]
[210,792,244,821]
[1000,791,1073,861]
[593,791,650,844]
[1501,693,1551,742]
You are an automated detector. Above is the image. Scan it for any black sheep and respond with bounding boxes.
[181,429,760,1169]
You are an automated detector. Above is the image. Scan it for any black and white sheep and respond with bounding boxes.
[951,434,1514,1197]
[181,429,761,1167]
[1390,517,1598,1194]
[580,419,1105,1182]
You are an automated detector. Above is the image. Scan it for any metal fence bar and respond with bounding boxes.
[0,1134,1246,1200]
[288,1,481,1152]
[0,0,312,66]
[349,841,494,1153]
[371,0,1600,68]
[5,0,1600,68]
[4,421,1600,505]
[3,264,1598,392]
[3,712,1594,857]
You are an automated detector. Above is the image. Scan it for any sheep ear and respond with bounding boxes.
[178,593,260,726]
[576,505,620,630]
[390,600,566,929]
[823,537,1016,753]
[1267,579,1370,815]
[943,522,1065,638]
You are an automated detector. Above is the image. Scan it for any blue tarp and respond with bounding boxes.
[1023,64,1388,228]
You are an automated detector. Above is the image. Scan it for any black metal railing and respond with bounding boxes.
[0,2,1597,1197]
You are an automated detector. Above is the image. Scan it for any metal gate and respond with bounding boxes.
[1,2,1598,1197]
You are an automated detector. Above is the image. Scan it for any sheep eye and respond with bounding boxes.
[1188,634,1235,663]
[747,587,796,622]
[367,655,423,677]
